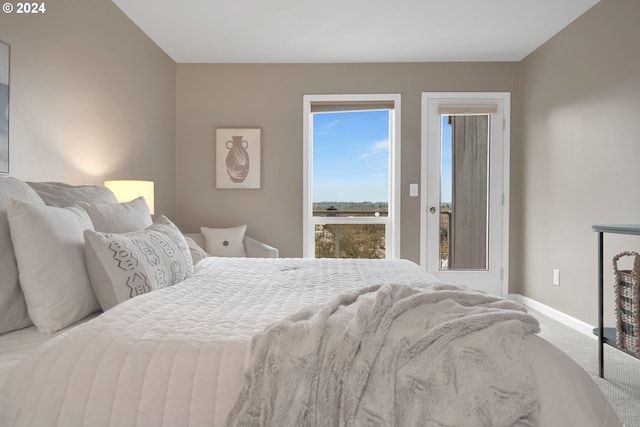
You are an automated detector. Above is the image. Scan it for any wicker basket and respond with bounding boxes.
[613,251,640,356]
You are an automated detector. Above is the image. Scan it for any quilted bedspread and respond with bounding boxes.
[3,257,436,427]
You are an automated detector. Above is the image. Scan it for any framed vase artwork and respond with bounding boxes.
[0,41,9,174]
[216,128,261,189]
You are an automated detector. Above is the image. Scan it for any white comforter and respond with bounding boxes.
[2,257,622,427]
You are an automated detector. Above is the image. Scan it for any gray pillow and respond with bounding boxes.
[27,181,117,207]
[0,177,40,333]
[76,196,152,233]
[84,216,193,311]
[184,236,209,265]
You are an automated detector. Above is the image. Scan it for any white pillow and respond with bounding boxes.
[0,177,43,334]
[76,196,152,233]
[201,225,247,257]
[84,216,193,311]
[7,198,100,334]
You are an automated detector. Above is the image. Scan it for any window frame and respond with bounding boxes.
[302,93,401,258]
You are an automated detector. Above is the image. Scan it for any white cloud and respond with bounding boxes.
[371,139,389,152]
[360,139,389,158]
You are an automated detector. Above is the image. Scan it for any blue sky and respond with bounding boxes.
[313,110,390,203]
[312,110,453,203]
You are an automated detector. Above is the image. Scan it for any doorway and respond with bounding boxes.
[420,92,510,296]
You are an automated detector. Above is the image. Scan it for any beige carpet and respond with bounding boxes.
[531,309,640,427]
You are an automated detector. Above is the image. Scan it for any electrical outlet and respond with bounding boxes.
[553,269,560,286]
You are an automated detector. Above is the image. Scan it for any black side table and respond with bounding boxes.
[592,224,640,378]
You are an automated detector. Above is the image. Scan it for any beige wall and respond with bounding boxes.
[175,63,520,258]
[0,0,177,217]
[515,0,640,324]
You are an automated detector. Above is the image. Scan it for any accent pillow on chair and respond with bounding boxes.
[84,216,193,311]
[201,225,248,257]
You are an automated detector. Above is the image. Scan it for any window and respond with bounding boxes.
[439,113,490,270]
[303,94,401,258]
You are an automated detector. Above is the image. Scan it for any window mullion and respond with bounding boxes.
[313,217,388,225]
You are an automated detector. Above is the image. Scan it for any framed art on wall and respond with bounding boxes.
[0,41,9,174]
[216,128,261,189]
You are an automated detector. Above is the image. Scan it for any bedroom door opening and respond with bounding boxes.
[420,93,510,296]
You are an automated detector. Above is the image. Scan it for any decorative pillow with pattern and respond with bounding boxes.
[84,216,193,311]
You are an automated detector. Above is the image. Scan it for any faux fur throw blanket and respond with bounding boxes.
[227,283,541,427]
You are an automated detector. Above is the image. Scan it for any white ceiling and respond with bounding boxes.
[112,0,599,63]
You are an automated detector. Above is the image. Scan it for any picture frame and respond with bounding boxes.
[216,128,261,189]
[0,40,9,174]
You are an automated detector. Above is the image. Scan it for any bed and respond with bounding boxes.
[0,176,622,426]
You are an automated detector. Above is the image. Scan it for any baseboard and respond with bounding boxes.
[508,293,596,339]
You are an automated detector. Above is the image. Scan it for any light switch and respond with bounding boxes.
[409,183,418,197]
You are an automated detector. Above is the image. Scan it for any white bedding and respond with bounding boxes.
[0,326,49,394]
[1,257,621,427]
[0,314,97,421]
